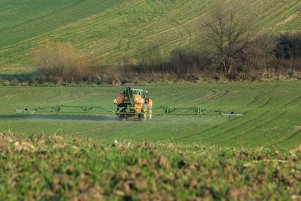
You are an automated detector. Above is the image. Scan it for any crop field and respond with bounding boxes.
[1,133,301,200]
[1,81,301,149]
[1,0,301,71]
[1,0,301,199]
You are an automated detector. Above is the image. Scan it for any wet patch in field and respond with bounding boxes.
[0,114,119,121]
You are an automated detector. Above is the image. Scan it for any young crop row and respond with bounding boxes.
[0,133,300,200]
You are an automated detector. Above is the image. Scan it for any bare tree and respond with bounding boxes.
[201,0,256,74]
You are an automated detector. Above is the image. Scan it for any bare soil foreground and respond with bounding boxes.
[1,133,301,200]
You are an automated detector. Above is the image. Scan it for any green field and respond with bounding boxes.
[1,81,301,149]
[1,0,301,72]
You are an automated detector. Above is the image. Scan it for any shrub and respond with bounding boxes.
[32,42,95,82]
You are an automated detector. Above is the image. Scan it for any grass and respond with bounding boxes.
[1,133,300,200]
[0,81,301,149]
[1,0,301,72]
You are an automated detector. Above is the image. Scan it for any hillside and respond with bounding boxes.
[0,0,301,73]
[1,133,301,200]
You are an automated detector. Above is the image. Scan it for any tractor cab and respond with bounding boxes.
[123,87,147,100]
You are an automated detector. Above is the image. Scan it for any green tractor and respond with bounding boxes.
[113,87,153,119]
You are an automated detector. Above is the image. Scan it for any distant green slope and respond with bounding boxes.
[0,0,301,72]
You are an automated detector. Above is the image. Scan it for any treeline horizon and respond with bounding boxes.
[1,31,301,86]
[21,31,299,85]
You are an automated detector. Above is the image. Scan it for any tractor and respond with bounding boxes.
[113,87,152,120]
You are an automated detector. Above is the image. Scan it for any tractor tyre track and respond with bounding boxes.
[201,112,269,141]
[226,111,288,142]
[280,94,301,108]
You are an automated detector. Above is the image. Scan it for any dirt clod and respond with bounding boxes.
[14,141,36,152]
[156,155,170,169]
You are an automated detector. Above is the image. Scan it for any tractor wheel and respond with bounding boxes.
[117,115,126,121]
[138,112,147,121]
